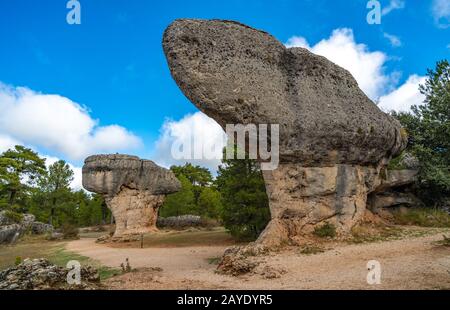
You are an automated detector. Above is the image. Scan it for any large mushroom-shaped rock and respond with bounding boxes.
[82,154,181,237]
[163,19,407,246]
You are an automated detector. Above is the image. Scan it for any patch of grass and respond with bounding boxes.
[313,223,336,238]
[299,245,325,255]
[206,257,221,265]
[110,227,238,248]
[47,246,120,280]
[0,235,59,270]
[349,225,404,244]
[393,208,450,228]
[0,235,120,280]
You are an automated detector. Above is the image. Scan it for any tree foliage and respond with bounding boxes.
[392,60,450,205]
[0,145,109,228]
[161,164,222,218]
[0,145,46,210]
[38,160,74,225]
[160,174,197,217]
[216,152,270,241]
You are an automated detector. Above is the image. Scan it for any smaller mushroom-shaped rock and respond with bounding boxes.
[82,154,181,237]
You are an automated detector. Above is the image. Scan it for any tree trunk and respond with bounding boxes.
[101,201,108,225]
[49,197,57,226]
[8,189,17,206]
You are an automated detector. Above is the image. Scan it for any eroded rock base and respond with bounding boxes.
[106,187,165,237]
[257,164,382,247]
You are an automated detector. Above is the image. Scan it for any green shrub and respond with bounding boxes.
[14,256,22,266]
[60,223,79,239]
[3,210,23,223]
[387,152,407,170]
[206,257,221,265]
[313,223,336,238]
[393,208,450,227]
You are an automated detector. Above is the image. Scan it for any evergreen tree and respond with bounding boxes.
[197,186,222,219]
[393,60,450,205]
[0,145,46,211]
[38,160,74,225]
[160,174,196,217]
[216,151,270,241]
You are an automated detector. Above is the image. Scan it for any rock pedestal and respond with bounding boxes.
[82,154,181,237]
[107,189,165,236]
[163,19,407,246]
[259,164,382,246]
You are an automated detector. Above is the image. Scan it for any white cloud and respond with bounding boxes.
[383,32,402,47]
[285,36,309,49]
[285,28,392,100]
[43,155,82,190]
[0,134,22,153]
[432,0,450,28]
[382,0,405,16]
[378,75,426,113]
[153,112,227,173]
[0,82,142,161]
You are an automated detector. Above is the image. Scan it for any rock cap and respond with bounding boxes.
[163,19,407,166]
[82,154,181,197]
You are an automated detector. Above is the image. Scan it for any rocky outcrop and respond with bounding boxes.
[0,258,101,290]
[373,169,418,193]
[368,169,421,215]
[157,215,202,228]
[82,154,181,237]
[163,19,407,246]
[0,212,53,244]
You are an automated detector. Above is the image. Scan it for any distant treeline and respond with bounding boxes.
[0,146,110,228]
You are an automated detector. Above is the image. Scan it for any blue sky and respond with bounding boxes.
[0,0,449,188]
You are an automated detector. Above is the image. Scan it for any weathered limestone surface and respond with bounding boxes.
[163,19,407,246]
[260,165,383,245]
[368,169,420,215]
[0,212,53,244]
[82,154,181,237]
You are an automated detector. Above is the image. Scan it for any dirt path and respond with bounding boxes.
[66,231,450,289]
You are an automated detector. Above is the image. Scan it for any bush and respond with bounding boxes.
[60,223,79,239]
[14,256,22,266]
[313,223,336,238]
[3,210,23,224]
[393,208,450,227]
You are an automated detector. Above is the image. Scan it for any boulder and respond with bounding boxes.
[82,154,181,237]
[374,169,418,193]
[368,169,421,215]
[157,215,202,228]
[0,258,101,290]
[31,222,54,235]
[0,224,21,244]
[368,191,420,211]
[0,211,54,244]
[163,19,407,246]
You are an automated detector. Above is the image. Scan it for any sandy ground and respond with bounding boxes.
[66,231,450,290]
